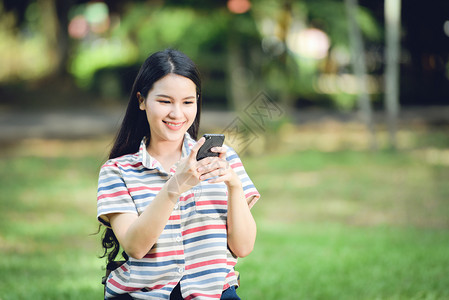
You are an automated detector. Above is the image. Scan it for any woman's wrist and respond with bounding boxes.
[166,176,182,203]
[226,170,243,190]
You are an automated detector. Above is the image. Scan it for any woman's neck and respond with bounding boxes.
[147,137,183,170]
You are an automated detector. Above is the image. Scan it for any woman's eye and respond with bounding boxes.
[157,100,171,104]
[184,101,195,105]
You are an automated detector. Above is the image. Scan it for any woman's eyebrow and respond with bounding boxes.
[156,94,196,100]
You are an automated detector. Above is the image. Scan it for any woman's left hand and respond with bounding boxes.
[196,147,241,189]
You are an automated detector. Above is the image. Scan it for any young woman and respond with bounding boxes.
[97,49,260,299]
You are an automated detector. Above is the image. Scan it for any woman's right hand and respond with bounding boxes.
[167,137,206,197]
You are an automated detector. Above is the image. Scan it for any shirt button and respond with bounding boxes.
[174,203,179,209]
[178,267,184,274]
[175,236,182,243]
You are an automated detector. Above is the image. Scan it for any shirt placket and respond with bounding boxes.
[173,192,186,277]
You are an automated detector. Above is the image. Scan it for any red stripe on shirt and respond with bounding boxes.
[120,162,143,168]
[128,186,162,193]
[98,190,130,200]
[230,162,243,168]
[181,193,194,202]
[184,293,221,300]
[108,278,142,293]
[144,250,180,259]
[169,214,180,220]
[103,162,143,169]
[182,224,227,236]
[245,191,259,198]
[148,281,179,291]
[227,260,237,267]
[195,200,227,206]
[185,259,227,271]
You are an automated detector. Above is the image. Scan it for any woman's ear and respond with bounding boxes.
[137,92,145,111]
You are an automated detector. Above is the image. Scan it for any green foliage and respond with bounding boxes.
[0,0,385,109]
[70,40,139,88]
[306,0,382,44]
[306,0,350,45]
[0,4,52,82]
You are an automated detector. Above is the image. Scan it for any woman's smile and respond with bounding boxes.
[163,120,186,130]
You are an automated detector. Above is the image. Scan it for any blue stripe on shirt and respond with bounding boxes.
[131,260,184,267]
[131,267,180,277]
[98,182,127,192]
[184,268,229,279]
[183,233,227,245]
[184,242,226,254]
[226,153,238,161]
[133,193,157,200]
[98,176,122,185]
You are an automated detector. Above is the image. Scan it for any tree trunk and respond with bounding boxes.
[38,0,72,79]
[384,0,401,149]
[345,0,377,150]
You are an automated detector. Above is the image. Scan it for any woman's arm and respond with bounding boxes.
[198,148,257,258]
[224,175,257,258]
[108,138,206,260]
[108,177,180,259]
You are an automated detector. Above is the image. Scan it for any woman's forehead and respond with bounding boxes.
[153,74,196,90]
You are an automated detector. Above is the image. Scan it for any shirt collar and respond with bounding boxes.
[140,132,196,172]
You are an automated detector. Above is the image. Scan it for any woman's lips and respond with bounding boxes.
[163,121,185,131]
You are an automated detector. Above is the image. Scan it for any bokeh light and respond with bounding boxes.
[443,20,449,37]
[68,15,89,39]
[287,27,330,59]
[227,0,251,14]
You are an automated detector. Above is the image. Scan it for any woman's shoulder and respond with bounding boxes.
[101,152,142,170]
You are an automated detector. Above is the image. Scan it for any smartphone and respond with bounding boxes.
[196,134,225,161]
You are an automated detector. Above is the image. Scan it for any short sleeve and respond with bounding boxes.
[225,146,260,208]
[97,160,138,227]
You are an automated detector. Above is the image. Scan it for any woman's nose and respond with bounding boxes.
[169,103,182,118]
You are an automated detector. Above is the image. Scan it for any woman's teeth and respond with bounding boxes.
[165,121,183,127]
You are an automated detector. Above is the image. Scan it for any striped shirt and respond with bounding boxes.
[97,133,260,299]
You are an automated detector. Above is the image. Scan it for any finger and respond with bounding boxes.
[195,157,214,171]
[197,158,224,173]
[189,137,205,161]
[199,168,226,181]
[207,175,226,183]
[211,146,227,159]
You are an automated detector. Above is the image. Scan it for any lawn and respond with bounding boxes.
[0,129,448,299]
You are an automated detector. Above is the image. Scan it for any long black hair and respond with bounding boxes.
[100,49,202,264]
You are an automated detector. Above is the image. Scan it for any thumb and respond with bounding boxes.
[189,137,205,161]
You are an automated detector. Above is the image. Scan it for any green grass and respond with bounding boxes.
[236,149,449,299]
[0,138,448,299]
[238,223,449,299]
[0,154,105,300]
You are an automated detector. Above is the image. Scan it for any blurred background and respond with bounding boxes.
[0,0,448,299]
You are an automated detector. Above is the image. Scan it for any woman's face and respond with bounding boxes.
[139,73,198,145]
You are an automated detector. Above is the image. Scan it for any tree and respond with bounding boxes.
[384,0,401,149]
[345,0,377,150]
